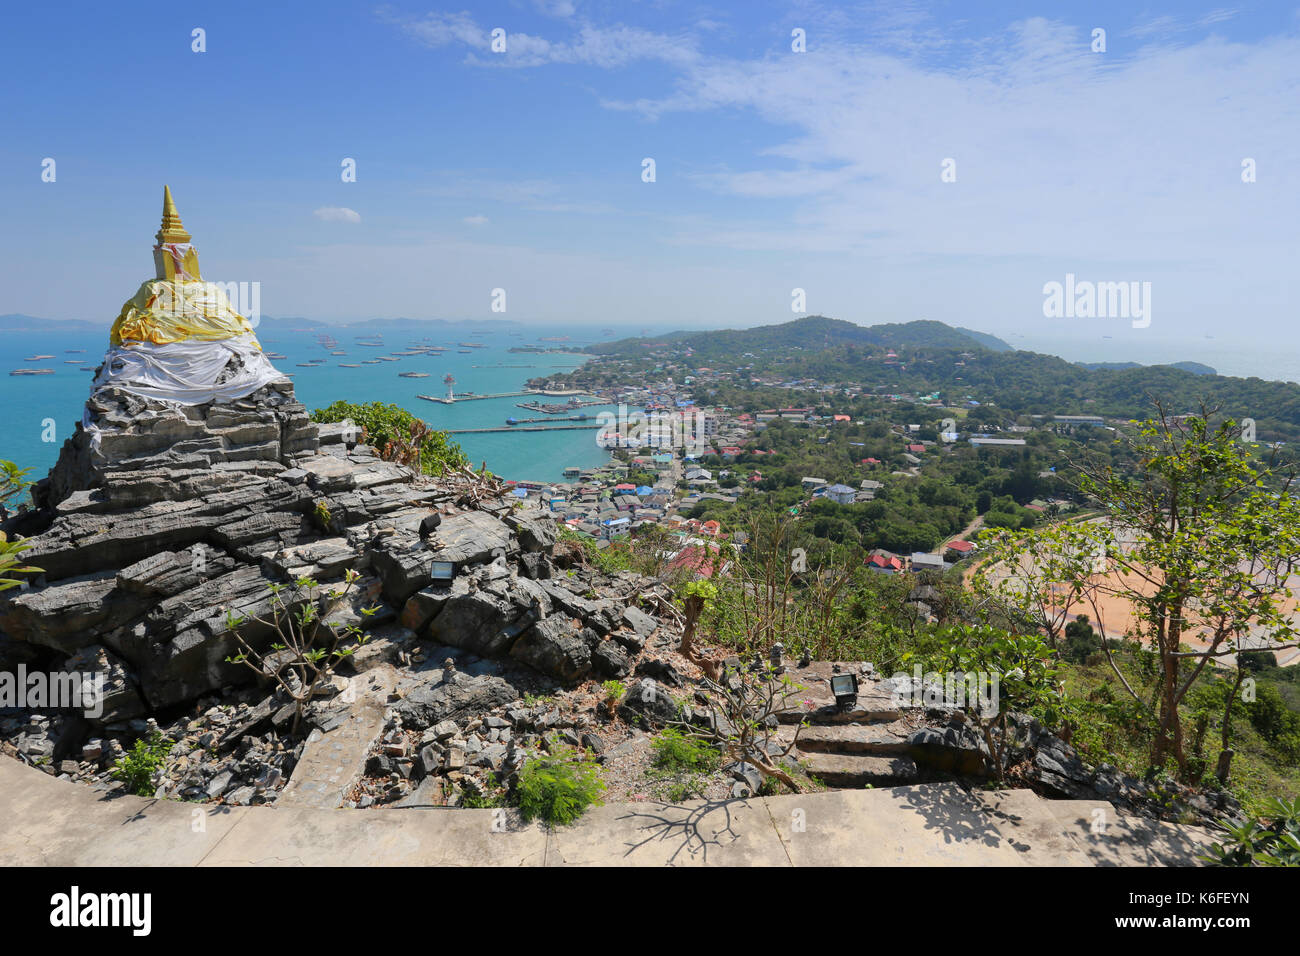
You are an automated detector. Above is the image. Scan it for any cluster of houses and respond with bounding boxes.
[519,359,1117,583]
[864,539,977,575]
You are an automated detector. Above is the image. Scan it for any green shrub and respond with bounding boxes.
[600,680,625,713]
[1063,616,1103,664]
[651,728,721,773]
[311,401,469,476]
[514,743,605,826]
[1203,796,1300,866]
[112,730,173,796]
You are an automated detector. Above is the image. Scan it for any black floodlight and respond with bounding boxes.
[429,560,456,583]
[830,672,858,707]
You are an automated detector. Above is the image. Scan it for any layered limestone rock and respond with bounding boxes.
[35,382,320,510]
[3,415,671,712]
[0,188,676,722]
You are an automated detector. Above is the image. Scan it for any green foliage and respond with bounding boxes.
[223,570,374,737]
[1204,797,1300,866]
[112,730,173,796]
[1063,616,1103,664]
[311,400,469,476]
[0,459,41,592]
[514,742,605,826]
[1244,683,1300,760]
[651,727,721,773]
[0,459,30,506]
[311,499,333,532]
[905,625,1065,778]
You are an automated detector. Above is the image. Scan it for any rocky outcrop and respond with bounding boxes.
[34,382,319,511]
[1,380,674,725]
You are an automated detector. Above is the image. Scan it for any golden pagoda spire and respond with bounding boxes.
[152,185,201,280]
[156,185,192,244]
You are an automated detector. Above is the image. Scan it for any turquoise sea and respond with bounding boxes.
[0,324,620,485]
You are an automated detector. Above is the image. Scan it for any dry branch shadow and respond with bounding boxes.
[614,798,748,864]
[895,784,1027,853]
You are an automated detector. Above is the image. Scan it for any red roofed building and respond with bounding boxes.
[866,552,904,574]
[944,540,977,560]
[668,544,729,578]
[907,444,926,454]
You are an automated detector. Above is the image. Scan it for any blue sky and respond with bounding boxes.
[1,0,1297,350]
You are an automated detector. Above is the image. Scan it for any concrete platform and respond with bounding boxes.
[0,758,1218,866]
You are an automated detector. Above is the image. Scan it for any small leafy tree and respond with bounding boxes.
[599,680,625,717]
[668,660,807,792]
[982,411,1300,782]
[678,579,717,663]
[224,570,375,737]
[970,522,1111,649]
[907,625,1065,781]
[1074,411,1300,779]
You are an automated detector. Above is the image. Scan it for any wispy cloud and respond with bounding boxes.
[424,174,618,215]
[314,206,361,223]
[386,9,700,68]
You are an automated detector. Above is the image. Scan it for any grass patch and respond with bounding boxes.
[651,728,721,773]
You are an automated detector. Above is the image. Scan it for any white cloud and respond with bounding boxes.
[463,214,489,225]
[314,207,361,224]
[389,10,699,68]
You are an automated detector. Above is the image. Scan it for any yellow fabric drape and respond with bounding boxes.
[110,280,259,347]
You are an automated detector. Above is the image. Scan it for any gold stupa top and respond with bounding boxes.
[109,187,258,347]
[155,185,192,244]
[152,185,201,281]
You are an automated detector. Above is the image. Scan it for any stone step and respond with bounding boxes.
[791,721,913,755]
[801,753,919,787]
[778,696,902,724]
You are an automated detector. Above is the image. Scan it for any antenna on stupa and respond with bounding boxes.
[153,185,201,280]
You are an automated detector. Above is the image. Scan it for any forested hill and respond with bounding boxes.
[774,345,1300,443]
[587,317,1012,357]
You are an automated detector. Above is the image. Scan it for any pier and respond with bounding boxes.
[416,390,608,406]
[442,424,603,435]
[507,414,594,425]
[417,390,536,404]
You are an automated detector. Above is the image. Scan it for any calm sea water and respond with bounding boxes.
[0,324,616,485]
[1008,330,1300,384]
[7,322,1293,486]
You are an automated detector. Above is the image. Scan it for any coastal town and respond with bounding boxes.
[501,346,1097,582]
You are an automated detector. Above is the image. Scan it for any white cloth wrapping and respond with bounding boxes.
[82,334,289,452]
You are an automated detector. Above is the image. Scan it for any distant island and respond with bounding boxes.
[1080,360,1217,375]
